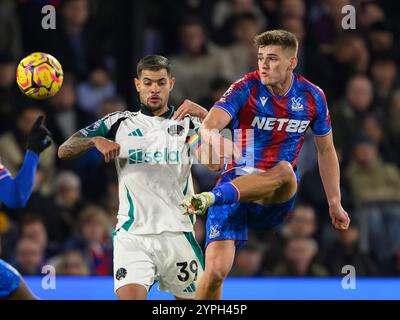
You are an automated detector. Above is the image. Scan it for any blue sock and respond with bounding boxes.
[211,182,240,206]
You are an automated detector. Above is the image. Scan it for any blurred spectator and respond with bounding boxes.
[258,0,280,29]
[322,220,378,276]
[367,21,399,61]
[261,205,317,272]
[169,19,231,104]
[13,238,44,276]
[76,66,117,115]
[56,249,90,276]
[309,33,370,100]
[298,147,352,226]
[98,96,126,118]
[40,170,86,245]
[15,166,61,244]
[331,75,374,152]
[310,0,350,52]
[281,205,317,239]
[358,1,386,30]
[280,16,308,75]
[0,54,20,134]
[269,237,329,277]
[222,13,260,82]
[347,132,400,267]
[0,107,56,195]
[198,78,231,110]
[279,0,306,20]
[361,114,397,164]
[212,0,266,45]
[45,74,95,147]
[296,130,318,177]
[20,215,60,259]
[54,169,84,210]
[370,57,399,111]
[156,0,216,55]
[18,170,87,246]
[345,134,400,205]
[356,202,400,270]
[384,90,400,165]
[0,0,22,58]
[46,0,106,80]
[98,167,119,227]
[46,74,106,200]
[230,241,265,277]
[65,205,113,276]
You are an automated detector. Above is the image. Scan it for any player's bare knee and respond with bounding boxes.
[116,284,147,300]
[204,256,230,285]
[206,268,228,286]
[275,161,295,185]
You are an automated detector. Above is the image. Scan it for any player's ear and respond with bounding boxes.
[169,77,175,91]
[134,77,140,92]
[289,56,298,70]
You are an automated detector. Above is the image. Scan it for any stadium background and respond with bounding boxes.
[0,0,400,299]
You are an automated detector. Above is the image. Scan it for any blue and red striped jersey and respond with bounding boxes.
[0,160,11,181]
[213,71,331,174]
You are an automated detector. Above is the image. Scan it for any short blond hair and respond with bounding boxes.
[254,29,298,55]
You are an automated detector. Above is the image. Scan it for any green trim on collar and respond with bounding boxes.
[140,104,175,119]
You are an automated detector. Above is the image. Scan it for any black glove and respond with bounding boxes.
[27,116,52,155]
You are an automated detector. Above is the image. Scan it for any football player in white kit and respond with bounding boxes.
[58,55,208,300]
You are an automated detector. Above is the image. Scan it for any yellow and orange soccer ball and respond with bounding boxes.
[16,52,63,100]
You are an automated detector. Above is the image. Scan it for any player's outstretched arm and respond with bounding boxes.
[58,132,96,159]
[315,132,350,230]
[200,107,241,161]
[58,133,120,163]
[0,152,38,208]
[200,107,231,132]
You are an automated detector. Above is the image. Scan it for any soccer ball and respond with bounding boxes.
[16,52,63,100]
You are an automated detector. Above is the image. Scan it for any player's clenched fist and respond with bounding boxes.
[329,204,350,230]
[92,137,121,163]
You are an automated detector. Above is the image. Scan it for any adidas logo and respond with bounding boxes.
[128,128,143,136]
[183,283,196,293]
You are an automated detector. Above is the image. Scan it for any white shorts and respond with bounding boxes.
[113,228,204,299]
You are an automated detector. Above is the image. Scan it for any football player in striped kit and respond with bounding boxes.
[182,30,350,300]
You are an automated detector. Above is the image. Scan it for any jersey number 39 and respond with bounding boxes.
[176,260,198,282]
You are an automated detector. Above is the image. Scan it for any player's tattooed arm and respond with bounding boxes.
[58,133,120,163]
[58,132,96,159]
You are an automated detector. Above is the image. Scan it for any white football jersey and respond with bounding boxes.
[79,107,200,235]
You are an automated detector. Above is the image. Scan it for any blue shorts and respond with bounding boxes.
[205,170,296,250]
[0,259,20,299]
